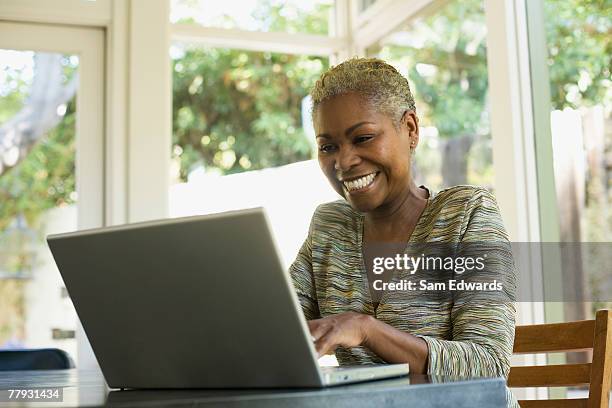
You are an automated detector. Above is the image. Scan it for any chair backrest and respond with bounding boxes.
[0,348,75,370]
[508,309,612,408]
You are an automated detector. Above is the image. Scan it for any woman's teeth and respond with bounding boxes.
[343,172,377,192]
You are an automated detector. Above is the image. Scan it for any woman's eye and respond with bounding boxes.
[318,144,336,153]
[355,135,373,143]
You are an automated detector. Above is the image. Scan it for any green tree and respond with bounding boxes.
[171,0,330,180]
[172,48,327,179]
[545,0,611,109]
[0,53,77,234]
[0,65,76,346]
[0,98,76,242]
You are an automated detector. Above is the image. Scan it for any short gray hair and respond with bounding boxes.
[310,57,416,124]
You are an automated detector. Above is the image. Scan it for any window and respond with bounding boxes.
[542,0,611,322]
[171,45,327,180]
[0,50,79,360]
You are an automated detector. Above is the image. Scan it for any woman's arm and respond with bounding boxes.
[308,300,514,377]
[418,188,515,378]
[415,301,515,377]
[362,315,429,373]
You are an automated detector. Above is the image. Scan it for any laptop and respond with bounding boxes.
[46,208,409,389]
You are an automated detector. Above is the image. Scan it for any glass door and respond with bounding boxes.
[0,22,104,368]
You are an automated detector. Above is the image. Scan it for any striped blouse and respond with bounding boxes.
[289,185,518,407]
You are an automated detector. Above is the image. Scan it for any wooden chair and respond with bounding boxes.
[508,309,612,408]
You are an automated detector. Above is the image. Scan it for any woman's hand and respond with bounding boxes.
[308,312,372,357]
[307,312,429,373]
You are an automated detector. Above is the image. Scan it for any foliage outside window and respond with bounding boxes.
[172,47,327,180]
[171,2,331,181]
[544,0,610,110]
[543,0,611,319]
[543,0,611,244]
[0,53,77,257]
[0,52,78,347]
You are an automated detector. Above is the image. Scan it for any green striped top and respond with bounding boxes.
[289,185,518,407]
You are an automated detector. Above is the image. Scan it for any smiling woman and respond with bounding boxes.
[289,58,518,408]
[314,93,422,215]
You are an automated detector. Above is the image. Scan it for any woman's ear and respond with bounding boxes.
[401,111,419,151]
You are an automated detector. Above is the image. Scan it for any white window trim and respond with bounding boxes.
[168,0,449,58]
[172,23,347,56]
[485,0,563,400]
[352,0,448,50]
[127,0,172,223]
[0,0,111,26]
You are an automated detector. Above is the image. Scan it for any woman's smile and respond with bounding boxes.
[341,171,380,195]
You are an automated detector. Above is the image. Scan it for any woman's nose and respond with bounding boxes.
[334,146,360,172]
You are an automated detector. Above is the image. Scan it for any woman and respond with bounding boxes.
[289,58,517,407]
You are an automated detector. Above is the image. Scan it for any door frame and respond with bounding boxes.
[0,21,105,370]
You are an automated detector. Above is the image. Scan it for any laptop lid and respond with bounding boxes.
[47,208,324,388]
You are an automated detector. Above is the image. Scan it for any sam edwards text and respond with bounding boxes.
[372,279,503,292]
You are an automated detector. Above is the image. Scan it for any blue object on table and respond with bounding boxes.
[0,348,75,370]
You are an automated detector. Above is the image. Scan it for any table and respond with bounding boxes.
[0,369,507,407]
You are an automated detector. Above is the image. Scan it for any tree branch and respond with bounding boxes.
[0,53,78,176]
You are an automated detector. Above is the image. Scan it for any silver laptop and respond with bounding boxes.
[47,208,409,389]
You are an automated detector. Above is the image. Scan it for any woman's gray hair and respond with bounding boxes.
[310,57,416,125]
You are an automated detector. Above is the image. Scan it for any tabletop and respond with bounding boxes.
[0,369,507,407]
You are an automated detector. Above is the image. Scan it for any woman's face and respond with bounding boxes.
[314,92,419,213]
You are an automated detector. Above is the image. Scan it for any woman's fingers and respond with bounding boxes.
[308,319,335,356]
[307,318,331,342]
[314,328,338,356]
[307,312,368,356]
